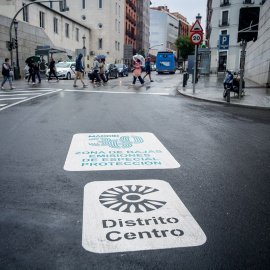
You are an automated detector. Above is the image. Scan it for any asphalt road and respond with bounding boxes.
[0,73,270,270]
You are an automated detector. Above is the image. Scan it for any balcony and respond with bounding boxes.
[220,0,231,7]
[219,18,230,27]
[243,0,254,4]
[126,13,136,26]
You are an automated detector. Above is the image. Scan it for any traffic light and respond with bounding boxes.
[59,0,69,12]
[7,39,15,51]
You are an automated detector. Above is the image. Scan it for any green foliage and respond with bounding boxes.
[137,49,145,58]
[175,36,195,61]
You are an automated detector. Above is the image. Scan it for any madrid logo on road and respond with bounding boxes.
[99,185,167,213]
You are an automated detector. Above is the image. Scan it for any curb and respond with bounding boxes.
[177,90,270,111]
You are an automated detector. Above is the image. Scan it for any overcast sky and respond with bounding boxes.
[150,0,208,27]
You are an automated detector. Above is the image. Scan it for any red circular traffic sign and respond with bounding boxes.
[190,32,203,45]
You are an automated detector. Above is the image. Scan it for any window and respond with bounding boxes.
[119,5,120,17]
[54,18,58,34]
[118,42,120,51]
[118,21,120,33]
[98,0,103,9]
[115,19,117,31]
[40,11,45,29]
[76,28,79,42]
[65,23,69,38]
[115,41,117,50]
[50,1,53,9]
[82,0,86,9]
[98,38,103,49]
[221,11,229,26]
[115,3,117,15]
[22,3,28,22]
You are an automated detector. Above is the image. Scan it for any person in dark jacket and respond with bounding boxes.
[47,57,59,82]
[27,58,35,84]
[73,53,87,87]
[143,57,153,82]
[33,62,41,84]
[1,57,15,90]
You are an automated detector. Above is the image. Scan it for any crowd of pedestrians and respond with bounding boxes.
[1,54,155,90]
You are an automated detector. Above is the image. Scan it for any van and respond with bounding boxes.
[156,52,176,74]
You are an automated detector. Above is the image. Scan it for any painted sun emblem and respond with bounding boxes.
[99,185,167,213]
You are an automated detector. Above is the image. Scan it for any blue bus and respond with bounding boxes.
[156,51,176,74]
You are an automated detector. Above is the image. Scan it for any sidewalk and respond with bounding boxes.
[178,74,270,110]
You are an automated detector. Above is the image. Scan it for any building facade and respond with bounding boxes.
[206,0,264,74]
[0,0,90,77]
[49,0,125,65]
[245,0,270,87]
[136,0,151,56]
[124,0,137,54]
[150,7,179,56]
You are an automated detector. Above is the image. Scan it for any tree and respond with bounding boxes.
[137,49,145,58]
[175,36,195,69]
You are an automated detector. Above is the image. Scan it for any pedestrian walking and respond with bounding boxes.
[132,59,144,86]
[91,56,101,84]
[1,57,15,90]
[143,57,153,82]
[73,53,87,87]
[33,62,41,84]
[99,59,107,83]
[47,58,59,82]
[27,57,35,84]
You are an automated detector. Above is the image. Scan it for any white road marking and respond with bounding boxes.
[82,179,207,253]
[64,132,180,171]
[0,104,7,107]
[0,89,63,112]
[0,93,44,97]
[0,90,56,93]
[0,97,26,101]
[64,89,170,96]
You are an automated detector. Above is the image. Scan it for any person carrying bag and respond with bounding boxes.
[1,57,15,90]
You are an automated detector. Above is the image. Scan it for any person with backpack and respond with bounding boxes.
[1,57,15,90]
[73,53,87,87]
[33,62,41,84]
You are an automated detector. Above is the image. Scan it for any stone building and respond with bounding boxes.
[136,0,151,56]
[0,0,90,77]
[245,0,270,87]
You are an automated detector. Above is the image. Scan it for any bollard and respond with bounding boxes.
[183,72,187,87]
[226,88,230,103]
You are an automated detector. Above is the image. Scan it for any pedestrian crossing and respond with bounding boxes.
[0,88,62,111]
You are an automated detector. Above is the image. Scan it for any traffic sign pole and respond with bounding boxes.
[193,45,197,93]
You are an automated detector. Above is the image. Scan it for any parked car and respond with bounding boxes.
[106,63,119,79]
[115,63,128,77]
[46,61,76,80]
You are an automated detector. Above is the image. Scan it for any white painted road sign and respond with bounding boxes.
[64,132,180,171]
[190,32,203,45]
[82,179,207,253]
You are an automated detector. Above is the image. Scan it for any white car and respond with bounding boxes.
[46,62,76,80]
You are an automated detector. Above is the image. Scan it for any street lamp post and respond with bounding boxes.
[149,43,163,50]
[13,19,21,79]
[82,34,86,71]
